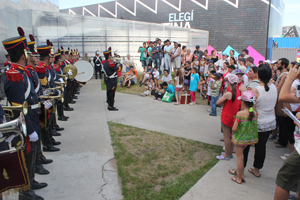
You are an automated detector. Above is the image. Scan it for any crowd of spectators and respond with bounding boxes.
[117,39,300,200]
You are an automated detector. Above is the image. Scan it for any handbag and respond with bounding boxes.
[275,99,291,117]
[184,79,190,85]
[162,92,174,103]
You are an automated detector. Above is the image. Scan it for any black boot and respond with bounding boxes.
[43,144,60,152]
[32,180,48,190]
[39,154,53,165]
[58,116,68,121]
[19,190,44,200]
[69,100,76,104]
[51,138,61,146]
[51,129,61,136]
[64,106,74,111]
[54,124,64,131]
[35,164,50,175]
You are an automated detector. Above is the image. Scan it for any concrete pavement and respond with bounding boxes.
[107,92,290,200]
[33,79,122,200]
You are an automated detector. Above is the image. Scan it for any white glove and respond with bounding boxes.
[59,78,64,83]
[120,59,124,64]
[0,132,3,138]
[43,101,52,109]
[1,69,4,73]
[68,70,73,76]
[29,131,38,142]
[6,67,9,71]
[43,89,50,96]
[5,134,15,143]
[58,90,61,96]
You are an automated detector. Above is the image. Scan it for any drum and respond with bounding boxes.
[74,60,94,82]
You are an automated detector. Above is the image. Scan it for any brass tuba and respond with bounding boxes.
[0,113,27,155]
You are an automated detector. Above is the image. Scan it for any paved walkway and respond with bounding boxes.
[107,92,289,200]
[33,79,122,200]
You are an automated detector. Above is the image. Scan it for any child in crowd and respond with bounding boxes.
[229,91,258,184]
[122,70,137,89]
[162,81,175,94]
[140,73,155,97]
[189,67,200,106]
[206,69,216,106]
[153,66,160,87]
[183,61,192,93]
[199,75,207,99]
[174,69,184,105]
[153,83,165,100]
[210,73,221,116]
[139,64,153,86]
[216,74,241,160]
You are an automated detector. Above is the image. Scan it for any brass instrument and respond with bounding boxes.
[113,58,122,64]
[39,93,64,103]
[0,113,27,155]
[63,64,78,79]
[44,85,64,93]
[55,81,67,87]
[58,74,68,81]
[3,101,28,119]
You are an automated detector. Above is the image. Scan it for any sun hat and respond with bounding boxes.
[238,90,256,104]
[227,74,238,84]
[239,66,247,73]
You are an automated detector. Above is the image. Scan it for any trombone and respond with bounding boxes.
[55,81,67,87]
[39,93,64,103]
[2,101,28,119]
[58,74,68,81]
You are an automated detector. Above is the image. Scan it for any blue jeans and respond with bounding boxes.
[126,67,130,72]
[146,57,153,66]
[153,58,161,72]
[210,96,217,115]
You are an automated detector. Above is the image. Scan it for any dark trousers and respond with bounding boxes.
[95,69,102,79]
[244,130,272,169]
[154,92,164,99]
[277,116,288,146]
[107,89,116,108]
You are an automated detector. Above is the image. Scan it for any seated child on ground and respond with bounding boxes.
[140,64,153,86]
[140,74,155,96]
[122,70,137,89]
[153,83,165,100]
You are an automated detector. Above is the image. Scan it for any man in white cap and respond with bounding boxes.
[215,53,228,70]
[93,50,102,79]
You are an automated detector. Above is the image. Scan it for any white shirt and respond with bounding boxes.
[164,45,173,58]
[153,71,160,79]
[255,84,277,132]
[291,79,300,112]
[243,74,248,84]
[204,64,209,74]
[161,74,172,84]
[175,76,183,88]
[215,59,226,69]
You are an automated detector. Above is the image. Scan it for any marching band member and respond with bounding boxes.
[102,48,121,111]
[2,26,45,200]
[4,53,11,70]
[93,50,102,79]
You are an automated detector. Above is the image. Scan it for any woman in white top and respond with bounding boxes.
[244,64,277,178]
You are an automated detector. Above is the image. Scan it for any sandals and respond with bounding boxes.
[228,169,245,182]
[221,152,233,158]
[220,138,224,142]
[231,176,243,184]
[248,168,261,178]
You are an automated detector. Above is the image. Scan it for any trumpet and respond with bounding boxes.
[45,85,64,93]
[39,93,64,103]
[0,113,27,155]
[3,101,28,119]
[58,74,68,81]
[55,81,67,87]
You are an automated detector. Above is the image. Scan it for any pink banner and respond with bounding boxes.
[247,46,265,66]
[207,45,221,58]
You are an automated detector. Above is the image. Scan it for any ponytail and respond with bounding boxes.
[244,101,255,121]
[231,83,237,102]
[264,80,269,92]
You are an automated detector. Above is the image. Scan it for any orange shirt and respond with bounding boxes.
[127,69,138,80]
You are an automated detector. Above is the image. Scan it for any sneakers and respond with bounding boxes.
[209,113,217,116]
[189,102,195,106]
[157,98,162,101]
[216,154,230,160]
[280,154,289,160]
[221,152,233,158]
[139,93,146,97]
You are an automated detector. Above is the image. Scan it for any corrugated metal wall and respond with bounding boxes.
[271,48,299,61]
[274,37,300,48]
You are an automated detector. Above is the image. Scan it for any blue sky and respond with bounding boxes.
[59,0,299,27]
